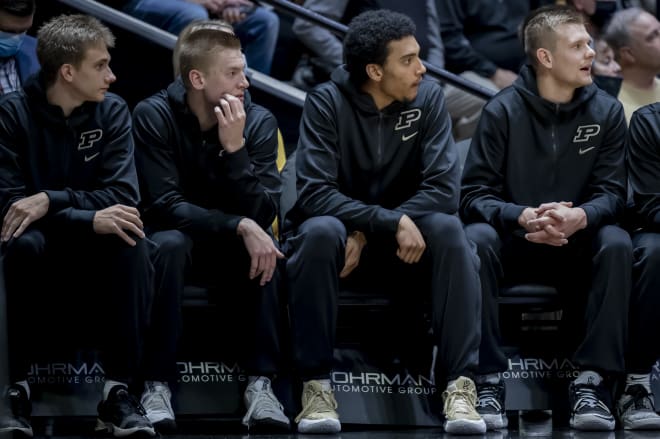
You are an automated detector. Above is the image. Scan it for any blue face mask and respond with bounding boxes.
[0,31,25,58]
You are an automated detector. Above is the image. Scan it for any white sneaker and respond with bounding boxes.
[442,376,487,435]
[242,377,290,431]
[295,380,341,434]
[617,384,660,430]
[140,381,175,431]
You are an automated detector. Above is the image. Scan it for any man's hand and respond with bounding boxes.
[518,204,567,246]
[340,231,366,278]
[531,201,587,239]
[187,0,228,15]
[490,68,517,89]
[214,93,246,154]
[1,192,50,242]
[237,218,284,285]
[395,214,426,264]
[93,204,145,246]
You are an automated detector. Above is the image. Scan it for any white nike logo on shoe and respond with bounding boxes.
[402,131,418,141]
[578,146,596,155]
[84,152,100,162]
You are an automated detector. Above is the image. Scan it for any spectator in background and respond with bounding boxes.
[0,0,38,95]
[604,7,660,123]
[117,0,279,74]
[592,37,621,77]
[437,0,537,91]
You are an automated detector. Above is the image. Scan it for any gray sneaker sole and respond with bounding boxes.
[444,418,487,435]
[0,425,33,437]
[95,419,156,437]
[570,415,615,431]
[298,418,341,434]
[482,413,509,430]
[622,416,660,430]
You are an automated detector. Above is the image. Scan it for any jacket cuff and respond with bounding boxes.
[44,190,71,213]
[581,205,598,230]
[501,203,526,230]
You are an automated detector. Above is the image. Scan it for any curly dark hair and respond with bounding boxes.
[344,9,416,87]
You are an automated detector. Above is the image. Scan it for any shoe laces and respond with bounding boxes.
[625,385,655,411]
[476,384,502,410]
[294,385,337,423]
[243,380,284,425]
[443,387,478,418]
[113,389,148,417]
[573,385,608,413]
[142,385,173,415]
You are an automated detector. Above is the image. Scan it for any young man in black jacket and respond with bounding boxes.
[620,102,660,430]
[132,21,289,432]
[0,15,154,437]
[461,5,631,432]
[284,10,485,435]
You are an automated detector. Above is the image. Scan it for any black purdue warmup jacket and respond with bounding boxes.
[0,74,140,229]
[460,65,627,232]
[289,66,458,233]
[132,78,281,237]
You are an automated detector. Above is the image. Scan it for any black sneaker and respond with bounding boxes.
[0,385,32,437]
[476,380,508,430]
[569,377,615,431]
[96,386,156,437]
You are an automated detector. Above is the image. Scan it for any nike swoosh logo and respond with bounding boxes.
[578,146,596,155]
[84,152,100,162]
[402,131,418,141]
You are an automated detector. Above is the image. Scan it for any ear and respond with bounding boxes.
[188,69,205,90]
[60,63,75,84]
[536,48,553,69]
[619,46,635,66]
[365,63,382,82]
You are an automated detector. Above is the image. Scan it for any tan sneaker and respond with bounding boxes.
[442,376,487,435]
[294,380,341,433]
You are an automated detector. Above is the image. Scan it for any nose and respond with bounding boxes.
[106,67,116,84]
[586,44,596,60]
[418,58,426,76]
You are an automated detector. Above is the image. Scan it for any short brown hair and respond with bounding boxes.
[36,14,115,86]
[177,22,241,89]
[172,19,234,77]
[523,5,585,67]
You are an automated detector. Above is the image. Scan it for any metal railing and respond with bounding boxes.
[259,0,496,101]
[57,0,307,107]
[58,0,495,103]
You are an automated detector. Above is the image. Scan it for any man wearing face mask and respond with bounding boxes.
[0,0,38,95]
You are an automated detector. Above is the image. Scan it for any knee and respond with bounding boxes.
[464,222,501,254]
[421,213,465,246]
[633,233,660,268]
[173,4,208,31]
[248,8,279,34]
[4,230,46,260]
[150,230,189,268]
[598,226,632,260]
[297,216,346,256]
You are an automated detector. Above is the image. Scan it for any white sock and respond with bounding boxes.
[307,379,331,391]
[103,380,128,401]
[15,380,30,399]
[626,373,651,394]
